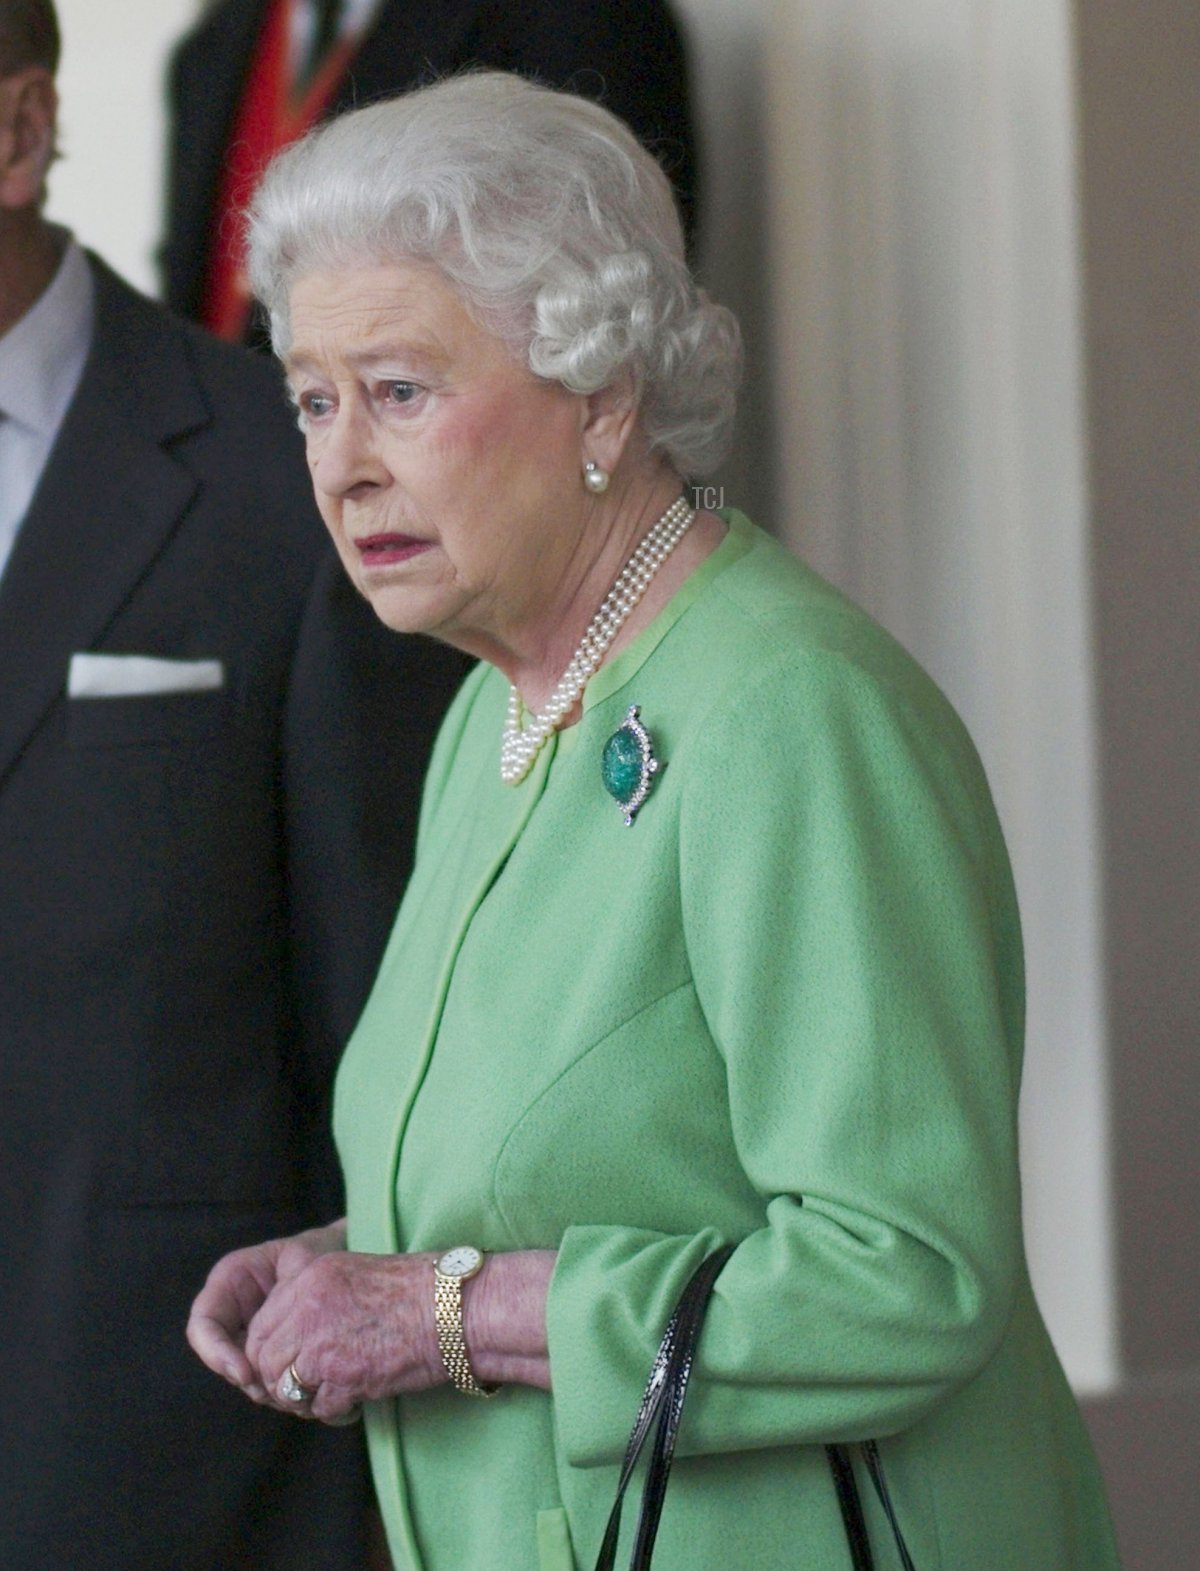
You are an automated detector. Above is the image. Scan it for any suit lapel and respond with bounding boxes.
[0,258,209,788]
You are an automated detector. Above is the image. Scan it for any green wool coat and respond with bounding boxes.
[334,513,1120,1571]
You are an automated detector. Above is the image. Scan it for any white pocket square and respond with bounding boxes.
[67,653,225,699]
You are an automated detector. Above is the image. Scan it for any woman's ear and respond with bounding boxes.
[0,68,58,212]
[579,371,640,477]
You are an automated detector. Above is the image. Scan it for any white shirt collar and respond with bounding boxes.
[0,233,95,438]
[339,0,384,33]
[289,0,384,66]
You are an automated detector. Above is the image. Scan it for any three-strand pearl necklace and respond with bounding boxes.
[500,494,696,784]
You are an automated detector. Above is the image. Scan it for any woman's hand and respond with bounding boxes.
[186,1219,347,1403]
[210,1246,558,1424]
[244,1249,445,1422]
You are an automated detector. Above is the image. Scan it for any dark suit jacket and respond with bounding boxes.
[0,258,465,1570]
[161,0,697,320]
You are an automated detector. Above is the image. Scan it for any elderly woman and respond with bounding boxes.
[189,73,1120,1571]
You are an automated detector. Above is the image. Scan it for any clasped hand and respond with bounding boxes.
[187,1223,555,1424]
[187,1220,444,1424]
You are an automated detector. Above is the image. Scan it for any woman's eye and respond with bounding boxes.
[299,391,334,419]
[383,381,420,405]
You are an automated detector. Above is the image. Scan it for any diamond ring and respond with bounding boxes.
[279,1362,316,1405]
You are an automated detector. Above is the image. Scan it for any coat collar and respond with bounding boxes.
[0,256,210,787]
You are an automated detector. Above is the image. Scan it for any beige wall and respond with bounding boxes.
[1075,0,1200,1386]
[1073,1,1200,1565]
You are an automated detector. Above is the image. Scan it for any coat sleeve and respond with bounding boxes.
[545,647,1027,1467]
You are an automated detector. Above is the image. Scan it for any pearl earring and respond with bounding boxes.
[583,461,610,495]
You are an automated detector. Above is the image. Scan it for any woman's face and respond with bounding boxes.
[284,262,589,656]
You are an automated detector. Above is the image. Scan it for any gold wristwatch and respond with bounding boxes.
[433,1246,498,1398]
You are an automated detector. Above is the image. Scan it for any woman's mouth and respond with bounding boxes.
[354,534,433,567]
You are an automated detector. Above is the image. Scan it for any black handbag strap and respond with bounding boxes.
[862,1441,917,1571]
[592,1244,736,1571]
[627,1245,737,1569]
[826,1444,876,1571]
[593,1244,918,1571]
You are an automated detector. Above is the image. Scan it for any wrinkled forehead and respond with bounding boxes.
[281,258,526,383]
[276,250,528,370]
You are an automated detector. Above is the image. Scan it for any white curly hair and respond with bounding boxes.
[246,71,741,477]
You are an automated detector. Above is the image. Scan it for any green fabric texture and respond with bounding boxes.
[334,512,1120,1570]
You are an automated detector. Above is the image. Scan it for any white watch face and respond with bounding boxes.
[438,1245,483,1279]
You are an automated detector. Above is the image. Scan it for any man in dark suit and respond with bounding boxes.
[162,0,697,336]
[0,5,463,1566]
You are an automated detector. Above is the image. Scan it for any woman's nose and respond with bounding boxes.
[311,403,387,497]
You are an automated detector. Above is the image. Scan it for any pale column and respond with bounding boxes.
[48,0,203,295]
[673,0,775,526]
[764,0,1116,1390]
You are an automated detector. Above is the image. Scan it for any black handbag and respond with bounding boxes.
[592,1245,917,1571]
